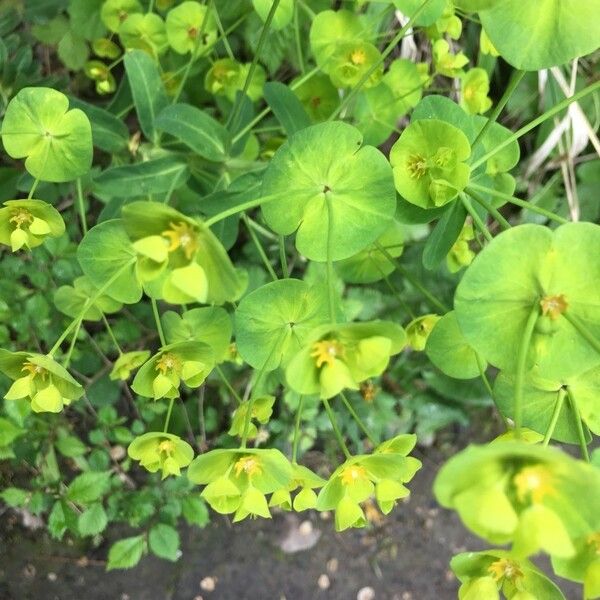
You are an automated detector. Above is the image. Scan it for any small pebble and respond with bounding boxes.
[23,564,36,578]
[326,558,338,573]
[317,574,330,590]
[357,586,375,600]
[110,445,126,461]
[298,520,313,535]
[47,572,57,582]
[200,577,216,592]
[193,596,204,600]
[319,511,331,521]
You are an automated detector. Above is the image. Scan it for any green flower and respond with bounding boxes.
[118,13,168,57]
[131,341,214,400]
[461,68,493,115]
[100,0,143,33]
[317,435,421,531]
[166,1,217,55]
[187,448,293,521]
[0,200,65,252]
[292,74,339,122]
[109,350,151,381]
[434,442,600,559]
[552,531,600,599]
[269,463,327,512]
[91,38,122,60]
[128,432,194,479]
[327,41,383,89]
[433,39,469,78]
[204,58,266,102]
[285,321,406,399]
[447,223,475,273]
[84,61,117,95]
[480,29,500,57]
[406,314,441,351]
[122,201,246,305]
[390,119,471,209]
[228,396,275,440]
[54,275,122,322]
[425,1,462,40]
[0,350,83,413]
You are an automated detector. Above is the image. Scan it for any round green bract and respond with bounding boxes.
[479,0,600,70]
[100,0,143,32]
[261,121,396,261]
[166,1,217,55]
[454,223,600,379]
[119,13,167,56]
[54,276,122,322]
[0,87,92,182]
[309,10,366,68]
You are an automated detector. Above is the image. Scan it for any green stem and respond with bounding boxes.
[49,259,136,356]
[242,214,278,281]
[292,395,304,463]
[279,235,289,278]
[339,392,376,445]
[101,314,123,355]
[471,79,600,170]
[228,0,281,127]
[466,188,511,230]
[63,320,82,368]
[460,194,493,242]
[203,190,288,227]
[542,388,566,446]
[151,298,166,347]
[163,397,176,433]
[323,398,351,459]
[240,396,256,449]
[328,0,434,121]
[27,177,40,200]
[293,0,305,73]
[563,311,600,357]
[471,69,525,150]
[325,195,336,324]
[75,178,88,235]
[375,242,449,313]
[212,2,234,60]
[215,364,242,405]
[513,304,540,437]
[467,183,568,224]
[567,389,589,462]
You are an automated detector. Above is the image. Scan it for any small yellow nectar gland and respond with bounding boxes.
[234,456,262,477]
[9,209,34,229]
[161,221,199,260]
[407,154,428,179]
[513,465,555,504]
[350,48,367,65]
[311,339,344,368]
[340,464,368,486]
[155,353,181,375]
[487,558,523,583]
[158,439,175,454]
[540,294,568,320]
[21,361,47,379]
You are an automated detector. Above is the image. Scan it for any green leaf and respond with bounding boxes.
[94,156,189,198]
[182,495,210,528]
[78,502,108,536]
[155,103,229,162]
[253,0,293,30]
[0,417,23,446]
[69,97,129,153]
[124,49,169,143]
[57,29,89,70]
[67,471,112,504]
[0,87,92,182]
[479,0,600,70]
[422,200,467,270]
[392,0,446,26]
[261,122,396,261]
[107,535,145,570]
[263,82,311,137]
[148,523,180,561]
[0,487,28,507]
[77,219,142,304]
[55,434,88,457]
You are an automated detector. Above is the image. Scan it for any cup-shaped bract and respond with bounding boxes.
[0,350,83,413]
[327,41,383,89]
[100,0,143,33]
[128,432,194,479]
[166,1,217,55]
[118,13,168,57]
[204,58,266,103]
[228,396,275,440]
[261,121,397,261]
[309,10,366,68]
[110,350,151,381]
[406,314,441,351]
[460,68,492,115]
[0,88,92,182]
[390,119,471,209]
[292,74,339,122]
[0,200,65,252]
[285,321,406,399]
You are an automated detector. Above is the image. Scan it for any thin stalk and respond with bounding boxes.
[375,242,449,313]
[542,388,566,446]
[242,214,278,281]
[101,314,123,355]
[466,188,511,230]
[471,69,525,149]
[27,177,40,200]
[240,396,256,449]
[563,311,600,356]
[75,178,88,235]
[293,0,305,73]
[467,183,568,224]
[215,364,242,404]
[279,235,289,278]
[203,190,288,226]
[292,395,304,463]
[567,389,589,462]
[151,298,166,347]
[513,305,540,437]
[163,397,176,433]
[471,80,600,170]
[323,398,351,459]
[212,2,234,60]
[63,320,82,368]
[325,195,336,324]
[228,0,282,127]
[339,392,376,445]
[328,0,434,121]
[460,194,493,242]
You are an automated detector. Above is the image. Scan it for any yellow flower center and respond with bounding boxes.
[407,154,428,179]
[487,558,523,583]
[340,464,368,486]
[310,339,344,368]
[350,48,366,65]
[161,221,199,260]
[10,209,34,229]
[155,353,182,375]
[234,456,262,478]
[540,294,568,320]
[158,439,175,454]
[513,464,555,504]
[21,361,47,379]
